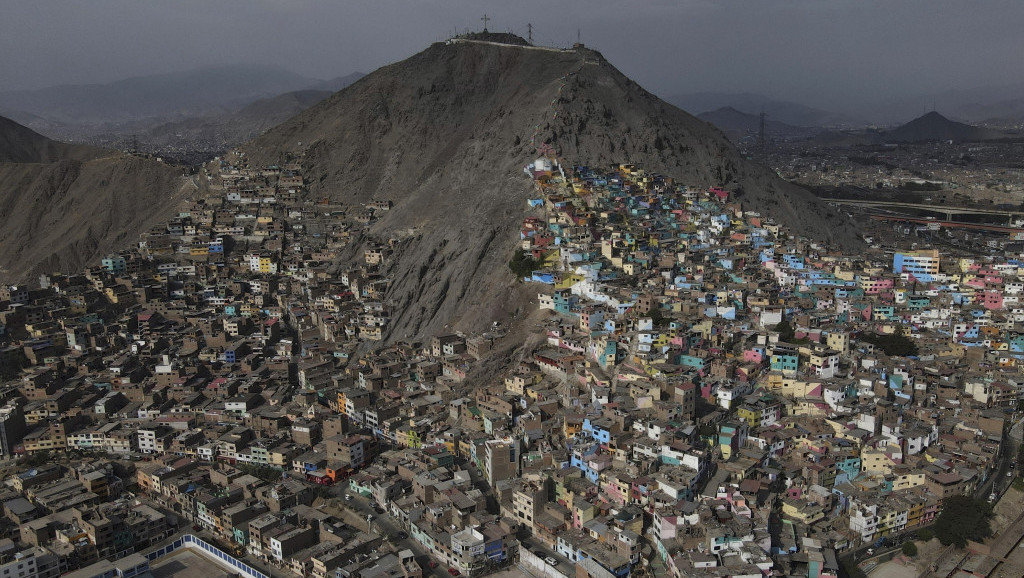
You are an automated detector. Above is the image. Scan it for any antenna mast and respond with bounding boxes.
[758,109,767,165]
[528,23,533,44]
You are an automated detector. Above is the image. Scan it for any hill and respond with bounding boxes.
[141,88,338,155]
[697,107,816,140]
[884,111,1005,143]
[669,92,863,127]
[0,116,189,282]
[0,115,95,164]
[244,38,859,340]
[0,65,319,127]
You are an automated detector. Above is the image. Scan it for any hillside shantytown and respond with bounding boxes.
[0,146,1020,578]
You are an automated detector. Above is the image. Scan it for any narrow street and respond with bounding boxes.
[323,486,453,578]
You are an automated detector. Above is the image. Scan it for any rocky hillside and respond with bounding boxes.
[244,37,860,340]
[0,116,189,282]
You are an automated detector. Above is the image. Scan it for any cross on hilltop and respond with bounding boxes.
[481,14,490,32]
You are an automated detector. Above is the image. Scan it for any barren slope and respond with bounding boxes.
[0,115,97,163]
[245,39,859,340]
[0,116,189,282]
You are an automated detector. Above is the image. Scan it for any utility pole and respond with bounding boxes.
[481,14,490,32]
[527,23,533,44]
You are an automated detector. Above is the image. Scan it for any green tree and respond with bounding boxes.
[24,450,52,467]
[774,318,795,342]
[508,249,539,279]
[237,463,285,484]
[901,542,918,557]
[917,528,934,542]
[860,330,919,357]
[935,495,993,549]
[649,306,670,328]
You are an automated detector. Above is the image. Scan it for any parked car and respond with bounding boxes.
[545,557,558,566]
[448,568,460,576]
[427,560,438,569]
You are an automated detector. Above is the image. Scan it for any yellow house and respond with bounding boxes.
[406,428,422,449]
[691,319,713,339]
[892,472,925,491]
[556,273,583,289]
[782,500,825,525]
[736,405,761,428]
[905,498,926,529]
[860,445,901,475]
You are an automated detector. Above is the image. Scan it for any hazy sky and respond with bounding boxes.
[3,0,1023,114]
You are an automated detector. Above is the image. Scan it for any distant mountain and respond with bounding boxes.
[953,99,1024,126]
[884,111,1006,143]
[697,107,816,139]
[0,115,187,282]
[669,92,863,127]
[141,88,338,154]
[0,64,320,127]
[243,36,860,340]
[859,83,1024,125]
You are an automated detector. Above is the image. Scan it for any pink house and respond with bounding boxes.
[601,479,628,505]
[981,290,1004,310]
[966,278,987,289]
[861,277,894,295]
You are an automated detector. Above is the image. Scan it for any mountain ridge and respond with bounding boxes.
[0,64,321,126]
[669,91,864,127]
[697,106,814,140]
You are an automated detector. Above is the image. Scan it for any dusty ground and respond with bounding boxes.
[992,538,1024,578]
[870,557,918,578]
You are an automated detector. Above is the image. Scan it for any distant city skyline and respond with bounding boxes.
[3,0,1023,119]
